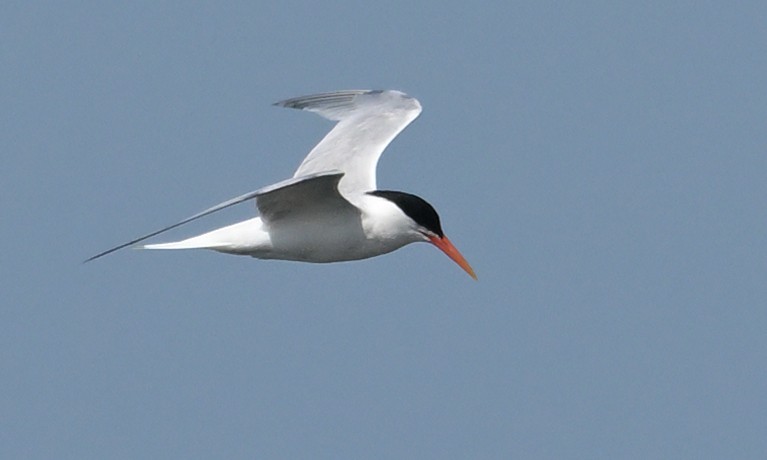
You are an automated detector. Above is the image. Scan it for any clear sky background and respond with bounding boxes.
[2,2,766,459]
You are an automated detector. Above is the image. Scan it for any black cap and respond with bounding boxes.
[367,190,444,238]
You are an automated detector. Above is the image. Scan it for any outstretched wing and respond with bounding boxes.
[274,90,422,195]
[85,172,350,262]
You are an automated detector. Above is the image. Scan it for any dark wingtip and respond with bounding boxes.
[83,243,131,264]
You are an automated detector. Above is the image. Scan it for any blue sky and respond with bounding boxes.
[2,2,766,458]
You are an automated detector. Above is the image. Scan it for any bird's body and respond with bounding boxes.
[88,90,476,279]
[144,194,418,263]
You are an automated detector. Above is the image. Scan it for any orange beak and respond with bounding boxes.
[428,235,477,280]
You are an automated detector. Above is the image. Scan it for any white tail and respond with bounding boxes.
[142,240,229,250]
[141,217,266,252]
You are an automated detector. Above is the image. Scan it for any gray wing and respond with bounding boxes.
[274,90,422,195]
[85,171,351,262]
[254,171,359,223]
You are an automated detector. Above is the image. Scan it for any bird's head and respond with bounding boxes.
[367,190,477,280]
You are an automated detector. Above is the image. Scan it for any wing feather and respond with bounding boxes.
[255,171,358,223]
[274,90,422,195]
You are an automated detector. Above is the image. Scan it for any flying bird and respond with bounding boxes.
[86,90,476,279]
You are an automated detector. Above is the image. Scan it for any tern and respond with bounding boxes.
[86,90,476,279]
